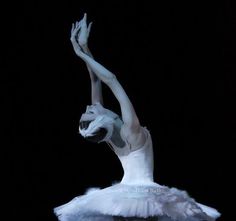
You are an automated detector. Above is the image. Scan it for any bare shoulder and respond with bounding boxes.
[120,124,147,149]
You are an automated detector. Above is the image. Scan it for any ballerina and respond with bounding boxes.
[54,13,221,221]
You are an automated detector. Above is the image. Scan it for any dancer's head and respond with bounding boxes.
[79,103,120,143]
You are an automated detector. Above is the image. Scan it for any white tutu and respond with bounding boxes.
[54,127,220,221]
[54,182,220,221]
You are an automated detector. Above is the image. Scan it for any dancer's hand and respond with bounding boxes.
[77,13,92,48]
[70,13,92,56]
[70,21,83,56]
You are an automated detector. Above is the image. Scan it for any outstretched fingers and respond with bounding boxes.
[70,13,92,54]
[88,22,93,35]
[83,13,87,23]
[71,23,74,36]
[71,21,81,40]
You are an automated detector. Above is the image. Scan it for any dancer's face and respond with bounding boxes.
[79,103,117,143]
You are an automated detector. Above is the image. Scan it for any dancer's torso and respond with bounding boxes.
[107,127,154,185]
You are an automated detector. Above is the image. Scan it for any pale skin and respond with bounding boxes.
[71,13,146,148]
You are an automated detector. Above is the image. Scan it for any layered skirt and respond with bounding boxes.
[54,182,220,221]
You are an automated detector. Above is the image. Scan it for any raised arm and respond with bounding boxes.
[72,14,103,105]
[71,18,142,135]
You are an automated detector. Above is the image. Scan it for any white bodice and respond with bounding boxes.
[109,127,154,185]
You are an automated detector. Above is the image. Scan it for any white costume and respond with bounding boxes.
[54,126,220,221]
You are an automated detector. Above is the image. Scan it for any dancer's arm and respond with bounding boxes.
[71,19,145,143]
[73,14,103,105]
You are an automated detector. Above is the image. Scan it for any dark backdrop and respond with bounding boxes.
[2,1,234,221]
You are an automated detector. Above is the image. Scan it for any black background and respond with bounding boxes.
[2,0,235,220]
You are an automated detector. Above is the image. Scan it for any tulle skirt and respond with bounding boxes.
[54,182,220,221]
